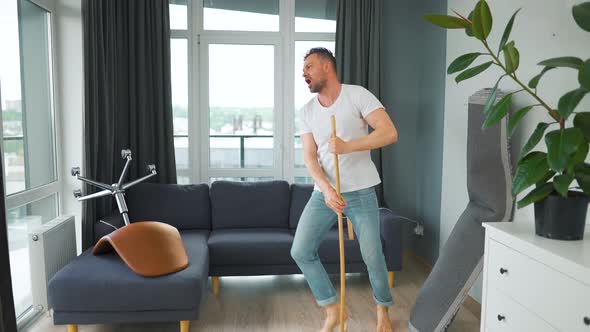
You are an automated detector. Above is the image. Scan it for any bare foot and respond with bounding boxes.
[320,303,348,332]
[376,305,394,332]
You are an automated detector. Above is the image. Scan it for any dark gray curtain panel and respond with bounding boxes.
[335,0,384,203]
[82,0,177,250]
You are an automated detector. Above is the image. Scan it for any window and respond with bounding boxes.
[169,0,188,30]
[0,0,60,322]
[203,0,280,32]
[210,176,273,184]
[295,0,336,33]
[170,38,190,184]
[208,44,275,170]
[169,0,335,184]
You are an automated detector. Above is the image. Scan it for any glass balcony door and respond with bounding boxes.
[200,36,282,181]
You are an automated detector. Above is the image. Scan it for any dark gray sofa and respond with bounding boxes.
[48,180,403,330]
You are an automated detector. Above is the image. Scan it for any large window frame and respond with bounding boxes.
[0,0,63,326]
[2,0,62,210]
[172,0,335,184]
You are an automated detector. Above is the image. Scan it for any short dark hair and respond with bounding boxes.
[304,47,337,73]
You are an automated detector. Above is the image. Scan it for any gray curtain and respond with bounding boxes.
[335,0,384,204]
[81,0,177,250]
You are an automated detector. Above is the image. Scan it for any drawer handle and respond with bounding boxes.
[499,268,508,275]
[497,314,505,322]
[584,316,590,325]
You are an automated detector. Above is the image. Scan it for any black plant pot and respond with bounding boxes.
[534,191,589,240]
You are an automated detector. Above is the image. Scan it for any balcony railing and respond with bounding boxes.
[174,134,305,170]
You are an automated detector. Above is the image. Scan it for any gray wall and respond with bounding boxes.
[381,0,447,265]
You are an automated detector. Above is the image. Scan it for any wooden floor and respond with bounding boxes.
[26,255,480,332]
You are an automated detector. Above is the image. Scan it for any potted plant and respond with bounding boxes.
[424,1,590,240]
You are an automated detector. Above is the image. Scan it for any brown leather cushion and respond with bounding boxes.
[93,221,189,277]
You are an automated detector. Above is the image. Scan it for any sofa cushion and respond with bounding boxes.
[126,183,211,230]
[208,228,294,265]
[210,180,290,229]
[289,183,313,229]
[48,230,209,313]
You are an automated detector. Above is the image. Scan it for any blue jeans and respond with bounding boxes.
[290,187,394,307]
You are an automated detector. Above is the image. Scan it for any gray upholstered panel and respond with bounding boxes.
[380,208,404,272]
[208,228,295,266]
[52,308,201,325]
[289,183,314,229]
[125,183,211,230]
[209,263,369,277]
[49,230,209,315]
[409,89,514,332]
[210,181,290,229]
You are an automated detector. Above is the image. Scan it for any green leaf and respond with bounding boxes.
[498,8,521,54]
[573,2,590,32]
[472,0,493,40]
[575,163,590,195]
[538,57,583,69]
[557,88,588,119]
[482,76,504,114]
[517,182,554,208]
[574,112,590,141]
[579,59,590,90]
[483,93,512,129]
[512,152,549,196]
[554,175,574,197]
[536,170,556,185]
[448,53,483,74]
[528,67,555,89]
[503,41,520,74]
[520,122,549,158]
[455,61,494,83]
[568,141,589,174]
[424,15,471,29]
[545,128,585,172]
[465,11,475,36]
[508,105,534,137]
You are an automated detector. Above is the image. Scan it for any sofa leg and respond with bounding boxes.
[67,325,78,332]
[346,218,354,240]
[212,276,219,296]
[388,271,395,288]
[180,320,189,332]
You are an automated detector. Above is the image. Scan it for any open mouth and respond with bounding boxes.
[305,78,311,87]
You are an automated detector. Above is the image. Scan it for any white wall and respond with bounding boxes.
[55,0,83,253]
[441,0,590,303]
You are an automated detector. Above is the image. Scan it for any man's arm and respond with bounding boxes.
[302,133,346,213]
[329,108,398,154]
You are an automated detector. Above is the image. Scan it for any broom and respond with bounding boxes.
[331,115,346,332]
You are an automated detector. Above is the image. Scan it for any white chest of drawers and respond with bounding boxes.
[481,221,590,332]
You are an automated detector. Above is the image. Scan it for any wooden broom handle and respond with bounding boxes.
[331,115,346,332]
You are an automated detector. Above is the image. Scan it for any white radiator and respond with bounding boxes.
[28,215,77,312]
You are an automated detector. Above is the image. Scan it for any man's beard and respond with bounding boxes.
[310,78,327,93]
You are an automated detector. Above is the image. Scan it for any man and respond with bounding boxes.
[290,47,398,332]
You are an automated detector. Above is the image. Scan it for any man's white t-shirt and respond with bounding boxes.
[298,84,383,193]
